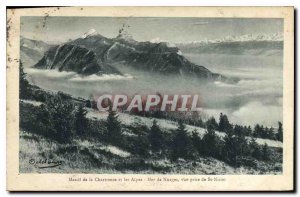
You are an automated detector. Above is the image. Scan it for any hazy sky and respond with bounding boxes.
[21,17,283,43]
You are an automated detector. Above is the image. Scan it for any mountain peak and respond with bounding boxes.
[116,32,136,43]
[115,24,136,43]
[81,29,98,39]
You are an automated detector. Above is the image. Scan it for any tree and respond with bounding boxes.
[74,105,88,136]
[149,120,164,153]
[246,126,252,136]
[196,118,205,128]
[261,125,268,138]
[46,94,74,143]
[171,121,191,160]
[253,124,262,138]
[105,109,122,144]
[222,129,236,164]
[191,130,202,156]
[262,143,270,161]
[19,61,30,99]
[206,117,218,131]
[222,126,248,166]
[219,113,231,132]
[201,126,220,158]
[235,130,249,157]
[249,137,262,160]
[234,125,244,137]
[132,133,150,157]
[267,127,275,140]
[36,104,52,137]
[276,121,283,142]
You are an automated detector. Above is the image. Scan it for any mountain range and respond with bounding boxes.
[176,33,283,56]
[23,29,224,81]
[22,30,282,81]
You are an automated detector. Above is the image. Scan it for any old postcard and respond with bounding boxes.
[6,7,294,191]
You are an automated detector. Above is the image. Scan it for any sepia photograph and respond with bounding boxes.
[6,6,294,191]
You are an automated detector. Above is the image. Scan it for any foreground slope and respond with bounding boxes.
[19,131,282,174]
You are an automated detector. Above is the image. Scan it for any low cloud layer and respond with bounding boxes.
[25,52,283,127]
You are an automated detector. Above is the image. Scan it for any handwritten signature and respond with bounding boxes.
[29,158,63,169]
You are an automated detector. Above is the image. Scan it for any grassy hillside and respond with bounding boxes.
[19,131,282,174]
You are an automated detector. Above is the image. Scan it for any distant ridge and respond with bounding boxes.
[177,33,283,56]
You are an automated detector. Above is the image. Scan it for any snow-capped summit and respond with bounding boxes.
[116,31,136,43]
[115,24,137,43]
[220,33,283,42]
[81,29,98,39]
[177,33,283,45]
